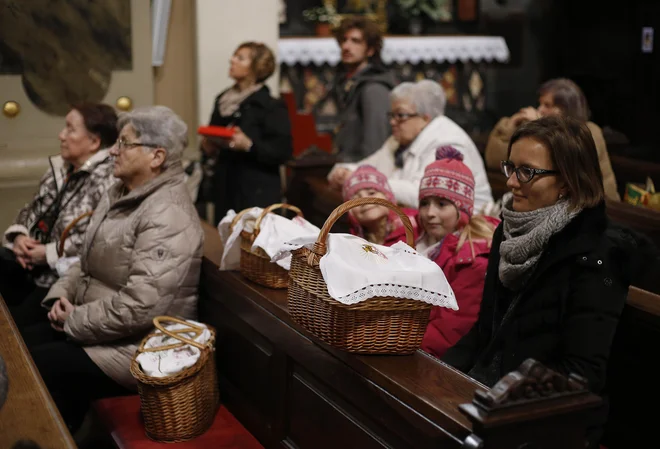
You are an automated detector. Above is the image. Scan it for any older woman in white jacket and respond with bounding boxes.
[328,80,493,211]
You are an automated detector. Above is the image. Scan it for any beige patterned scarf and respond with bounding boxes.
[217,83,263,117]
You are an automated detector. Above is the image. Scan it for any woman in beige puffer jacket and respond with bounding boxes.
[484,78,620,201]
[29,106,204,432]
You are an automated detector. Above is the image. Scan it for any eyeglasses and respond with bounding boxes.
[115,138,161,151]
[387,112,419,122]
[501,160,558,183]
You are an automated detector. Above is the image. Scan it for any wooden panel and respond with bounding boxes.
[287,370,393,449]
[604,287,660,448]
[0,297,75,449]
[200,264,603,449]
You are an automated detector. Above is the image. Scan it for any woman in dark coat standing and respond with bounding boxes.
[198,42,293,224]
[443,116,654,448]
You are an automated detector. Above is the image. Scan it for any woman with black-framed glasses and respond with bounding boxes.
[443,115,656,449]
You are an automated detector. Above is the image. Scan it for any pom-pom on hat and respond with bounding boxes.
[343,165,395,203]
[419,146,475,227]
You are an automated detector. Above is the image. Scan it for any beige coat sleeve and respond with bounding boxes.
[484,117,517,170]
[43,261,82,307]
[63,204,203,344]
[587,122,620,201]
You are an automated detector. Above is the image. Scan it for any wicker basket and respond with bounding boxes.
[130,316,219,443]
[288,197,432,355]
[234,203,303,289]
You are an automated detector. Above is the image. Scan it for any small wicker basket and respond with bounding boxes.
[130,316,219,443]
[233,203,303,289]
[288,197,432,355]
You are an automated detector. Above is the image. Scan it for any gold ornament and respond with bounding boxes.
[116,96,133,111]
[2,101,20,118]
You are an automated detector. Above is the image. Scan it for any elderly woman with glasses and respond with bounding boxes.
[25,106,204,432]
[443,115,654,449]
[328,79,493,211]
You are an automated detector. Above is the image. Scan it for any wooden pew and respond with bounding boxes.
[199,262,602,449]
[603,286,660,448]
[0,296,76,449]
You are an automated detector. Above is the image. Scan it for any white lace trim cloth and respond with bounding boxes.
[278,36,510,66]
[274,234,458,308]
[217,207,263,270]
[136,320,212,378]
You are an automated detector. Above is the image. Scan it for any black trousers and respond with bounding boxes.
[0,247,42,306]
[26,323,132,432]
[0,247,51,330]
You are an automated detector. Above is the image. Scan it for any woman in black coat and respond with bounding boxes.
[443,116,655,448]
[198,42,293,224]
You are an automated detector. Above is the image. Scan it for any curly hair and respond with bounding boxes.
[236,42,276,83]
[334,16,384,64]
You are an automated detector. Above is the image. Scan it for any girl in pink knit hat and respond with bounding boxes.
[417,147,500,358]
[342,165,419,246]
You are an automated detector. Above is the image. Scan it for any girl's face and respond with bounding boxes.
[350,188,390,227]
[419,196,460,241]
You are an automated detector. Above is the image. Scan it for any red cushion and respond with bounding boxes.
[93,395,263,449]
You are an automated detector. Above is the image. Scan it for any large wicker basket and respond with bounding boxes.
[130,316,219,443]
[234,203,303,289]
[288,197,432,355]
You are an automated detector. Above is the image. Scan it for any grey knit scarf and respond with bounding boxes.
[498,193,581,290]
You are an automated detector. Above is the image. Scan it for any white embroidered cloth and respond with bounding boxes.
[252,214,319,270]
[217,207,263,270]
[136,320,212,378]
[275,234,458,308]
[279,36,510,66]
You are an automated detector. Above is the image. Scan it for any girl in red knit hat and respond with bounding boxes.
[417,147,500,358]
[342,165,419,246]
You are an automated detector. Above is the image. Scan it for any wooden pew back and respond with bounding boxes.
[603,287,660,448]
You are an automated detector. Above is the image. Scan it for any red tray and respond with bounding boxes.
[197,125,235,138]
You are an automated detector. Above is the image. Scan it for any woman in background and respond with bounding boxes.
[1,103,117,323]
[484,78,619,200]
[197,42,293,224]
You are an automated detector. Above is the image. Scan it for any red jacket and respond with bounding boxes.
[349,208,419,247]
[420,217,500,358]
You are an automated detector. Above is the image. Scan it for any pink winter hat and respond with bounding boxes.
[343,165,395,203]
[419,146,475,226]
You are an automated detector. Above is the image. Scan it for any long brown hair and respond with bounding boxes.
[509,115,605,209]
[538,78,590,122]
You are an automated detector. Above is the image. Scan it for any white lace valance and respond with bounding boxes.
[278,36,510,67]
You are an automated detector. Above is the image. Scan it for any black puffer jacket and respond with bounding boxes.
[443,201,657,446]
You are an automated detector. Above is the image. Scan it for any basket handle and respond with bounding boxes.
[139,316,208,353]
[58,210,94,257]
[309,197,415,263]
[229,208,254,232]
[253,203,303,237]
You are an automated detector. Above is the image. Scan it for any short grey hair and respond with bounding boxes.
[390,79,446,119]
[117,106,187,169]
